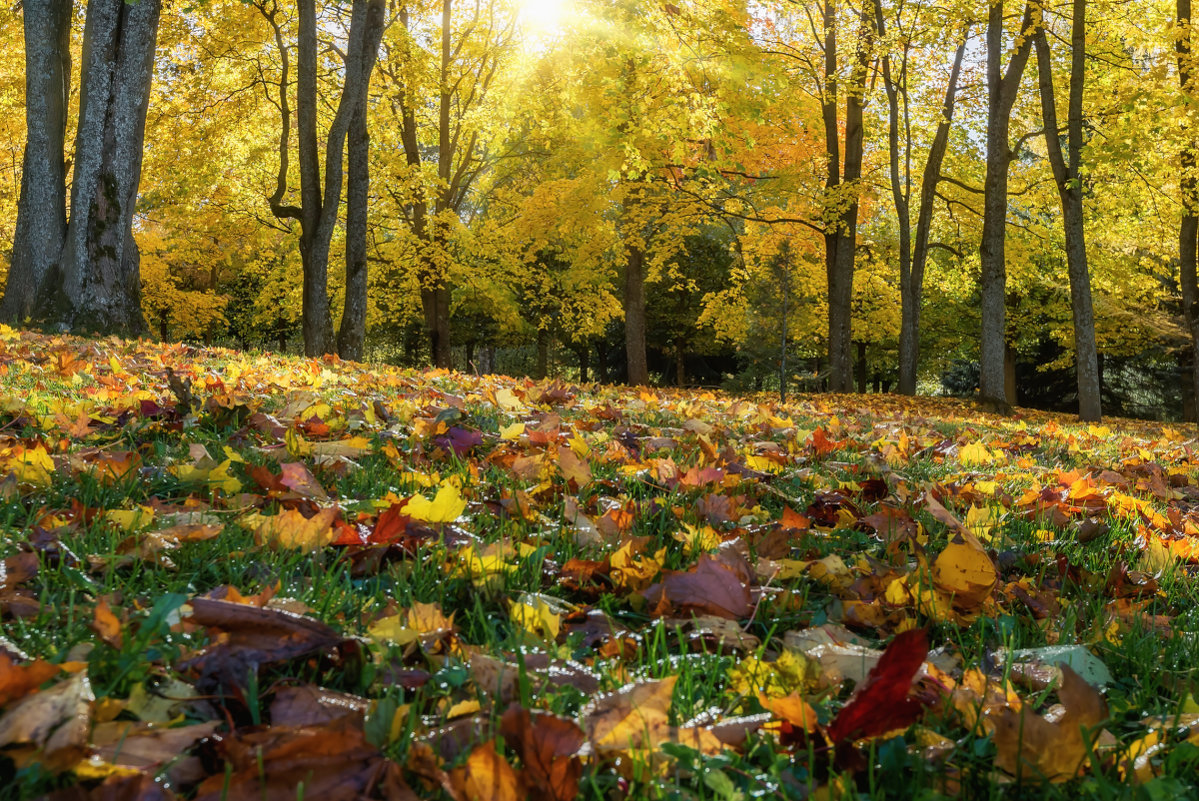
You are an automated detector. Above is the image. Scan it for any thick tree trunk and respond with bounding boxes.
[22,0,161,335]
[978,2,1035,411]
[1178,0,1199,415]
[1,0,71,324]
[1033,10,1101,422]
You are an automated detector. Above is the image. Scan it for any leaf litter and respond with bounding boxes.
[2,327,1199,797]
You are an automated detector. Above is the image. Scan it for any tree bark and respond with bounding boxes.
[1033,6,1101,422]
[260,0,384,357]
[978,2,1036,411]
[337,0,386,361]
[7,0,160,336]
[876,0,966,396]
[1,0,71,324]
[624,237,649,385]
[1178,0,1199,417]
[822,0,872,393]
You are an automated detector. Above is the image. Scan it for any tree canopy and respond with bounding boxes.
[1,0,1197,420]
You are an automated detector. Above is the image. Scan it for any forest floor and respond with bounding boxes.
[1,326,1198,800]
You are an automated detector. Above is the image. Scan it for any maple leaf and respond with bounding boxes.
[403,481,467,523]
[989,665,1108,782]
[825,628,930,745]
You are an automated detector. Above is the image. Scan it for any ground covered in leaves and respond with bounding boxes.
[3,328,1199,801]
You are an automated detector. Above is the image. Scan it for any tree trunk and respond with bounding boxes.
[337,0,385,361]
[261,0,384,357]
[624,241,648,385]
[882,16,965,396]
[1178,0,1199,416]
[575,343,590,382]
[821,0,872,393]
[978,2,1036,412]
[1,0,71,324]
[1033,13,1101,421]
[535,327,549,379]
[11,0,160,336]
[855,341,867,393]
[1004,344,1017,405]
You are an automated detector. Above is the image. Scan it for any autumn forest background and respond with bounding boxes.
[3,0,1199,420]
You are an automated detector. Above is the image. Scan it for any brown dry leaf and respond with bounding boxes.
[91,720,220,771]
[931,534,997,610]
[581,675,715,753]
[500,705,585,801]
[0,654,60,707]
[0,671,93,770]
[39,772,177,801]
[279,462,330,501]
[988,665,1107,782]
[192,720,385,801]
[180,598,356,693]
[269,685,369,727]
[450,740,525,801]
[556,446,591,488]
[643,554,753,620]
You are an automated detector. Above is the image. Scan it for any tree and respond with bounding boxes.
[3,0,163,335]
[1177,0,1199,418]
[1032,0,1101,421]
[874,0,967,396]
[255,0,386,357]
[977,0,1037,411]
[374,0,516,368]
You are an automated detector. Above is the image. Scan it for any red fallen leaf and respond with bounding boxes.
[192,720,387,801]
[810,428,845,457]
[369,502,413,545]
[248,464,288,495]
[500,704,585,801]
[825,628,929,745]
[677,465,725,490]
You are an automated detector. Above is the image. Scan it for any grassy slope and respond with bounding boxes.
[1,326,1198,800]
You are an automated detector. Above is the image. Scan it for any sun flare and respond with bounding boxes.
[519,0,570,34]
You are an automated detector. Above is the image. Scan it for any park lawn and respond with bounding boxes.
[1,325,1199,800]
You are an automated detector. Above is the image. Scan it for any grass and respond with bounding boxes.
[0,326,1198,799]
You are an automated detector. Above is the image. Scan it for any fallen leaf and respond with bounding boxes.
[989,665,1108,782]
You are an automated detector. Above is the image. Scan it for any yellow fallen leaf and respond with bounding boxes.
[403,481,467,523]
[510,597,561,640]
[932,535,997,609]
[499,422,525,440]
[959,442,995,466]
